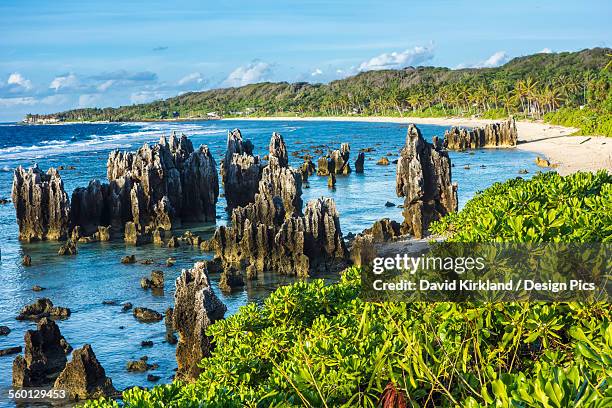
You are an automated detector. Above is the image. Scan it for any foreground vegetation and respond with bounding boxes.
[85,171,612,407]
[28,48,612,136]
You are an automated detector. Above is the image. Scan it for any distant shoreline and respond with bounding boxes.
[14,115,612,176]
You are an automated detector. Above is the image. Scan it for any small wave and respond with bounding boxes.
[0,165,12,172]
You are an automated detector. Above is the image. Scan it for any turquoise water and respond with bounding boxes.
[0,120,546,401]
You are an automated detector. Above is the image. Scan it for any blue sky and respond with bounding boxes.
[0,0,610,120]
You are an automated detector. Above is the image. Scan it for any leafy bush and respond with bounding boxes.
[430,171,612,242]
[544,108,612,137]
[84,171,612,407]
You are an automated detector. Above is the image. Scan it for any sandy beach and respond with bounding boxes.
[225,116,612,175]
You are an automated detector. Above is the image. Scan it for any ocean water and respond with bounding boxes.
[0,120,547,403]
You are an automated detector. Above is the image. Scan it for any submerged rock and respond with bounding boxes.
[173,262,226,380]
[11,166,70,242]
[53,344,117,401]
[1,346,22,356]
[133,307,163,323]
[16,298,71,321]
[0,326,11,336]
[444,118,517,150]
[121,254,136,264]
[12,318,72,387]
[22,255,32,266]
[57,240,77,256]
[396,124,458,238]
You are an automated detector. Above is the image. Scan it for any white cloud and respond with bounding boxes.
[0,94,69,107]
[79,94,102,107]
[178,72,205,86]
[130,91,165,104]
[358,45,434,71]
[7,73,33,90]
[97,80,115,92]
[539,48,553,54]
[49,73,78,91]
[457,51,510,69]
[480,51,509,67]
[223,61,272,87]
[0,97,37,107]
[311,68,323,77]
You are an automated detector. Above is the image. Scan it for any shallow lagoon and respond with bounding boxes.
[0,120,546,397]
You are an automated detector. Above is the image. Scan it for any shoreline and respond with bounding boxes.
[223,116,612,175]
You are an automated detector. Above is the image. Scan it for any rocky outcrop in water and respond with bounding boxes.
[12,166,70,241]
[12,318,72,387]
[268,132,289,167]
[12,133,218,244]
[355,152,365,173]
[133,307,163,323]
[396,124,458,238]
[16,298,71,321]
[443,118,517,150]
[316,143,351,175]
[221,129,261,210]
[53,344,116,401]
[173,262,226,380]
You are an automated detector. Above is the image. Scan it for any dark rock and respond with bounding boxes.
[219,267,245,292]
[518,169,529,174]
[126,358,151,372]
[350,234,376,267]
[11,166,70,241]
[22,255,31,266]
[57,240,77,256]
[12,318,72,387]
[141,270,164,289]
[396,124,458,238]
[166,236,180,248]
[0,326,11,336]
[1,346,22,356]
[140,259,155,265]
[32,285,45,292]
[385,201,395,207]
[173,262,226,380]
[121,302,133,312]
[102,300,117,306]
[444,118,517,150]
[121,254,136,264]
[363,218,402,243]
[164,307,177,345]
[141,341,154,347]
[355,152,365,173]
[16,298,71,321]
[328,173,336,189]
[221,129,261,211]
[147,374,161,382]
[133,307,163,323]
[53,344,116,401]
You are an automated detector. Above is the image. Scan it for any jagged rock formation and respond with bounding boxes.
[269,132,289,167]
[12,133,218,244]
[173,262,226,380]
[53,344,116,400]
[221,129,261,210]
[355,152,365,173]
[16,298,71,321]
[300,159,316,182]
[396,124,458,238]
[12,166,70,241]
[141,270,164,289]
[12,318,72,387]
[443,118,517,150]
[363,218,402,242]
[316,143,351,175]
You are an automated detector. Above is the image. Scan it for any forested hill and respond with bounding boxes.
[26,48,611,124]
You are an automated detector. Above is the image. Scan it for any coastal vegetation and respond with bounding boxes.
[27,48,612,136]
[83,171,612,407]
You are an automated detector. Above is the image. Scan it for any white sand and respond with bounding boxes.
[224,116,612,175]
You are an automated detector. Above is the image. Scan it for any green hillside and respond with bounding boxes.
[26,48,612,134]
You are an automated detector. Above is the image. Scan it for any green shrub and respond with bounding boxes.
[544,108,612,137]
[84,172,612,407]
